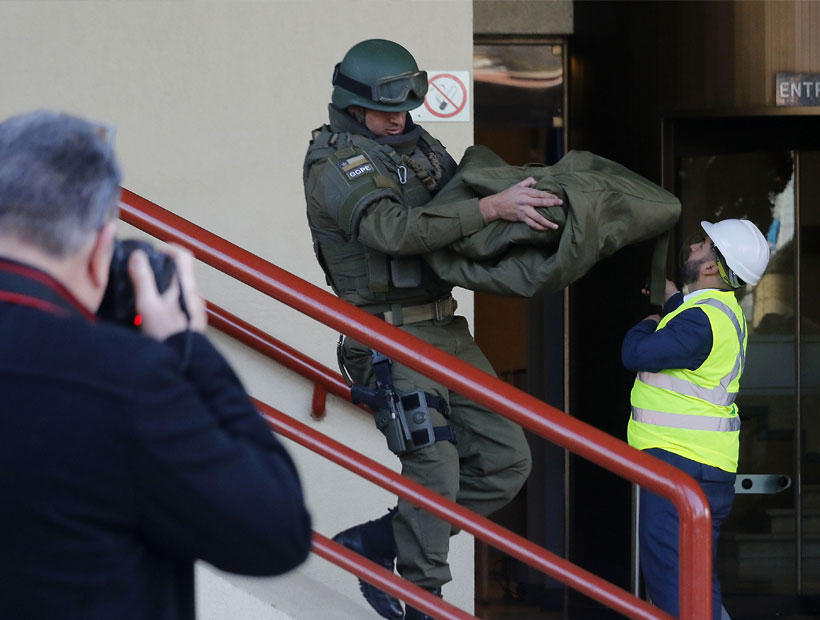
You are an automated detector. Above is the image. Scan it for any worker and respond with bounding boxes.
[622,219,770,620]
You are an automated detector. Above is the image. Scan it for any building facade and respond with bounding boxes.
[1,1,818,618]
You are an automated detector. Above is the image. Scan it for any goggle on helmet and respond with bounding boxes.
[332,65,429,105]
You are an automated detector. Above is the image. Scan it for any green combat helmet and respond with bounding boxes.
[332,39,428,112]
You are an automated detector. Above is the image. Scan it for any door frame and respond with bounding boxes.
[661,110,820,615]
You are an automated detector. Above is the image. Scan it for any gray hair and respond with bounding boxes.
[0,110,122,257]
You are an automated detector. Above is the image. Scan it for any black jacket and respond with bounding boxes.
[0,258,312,620]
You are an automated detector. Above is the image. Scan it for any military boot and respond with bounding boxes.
[403,587,442,620]
[332,508,403,620]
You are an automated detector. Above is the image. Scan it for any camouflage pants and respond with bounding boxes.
[340,314,532,588]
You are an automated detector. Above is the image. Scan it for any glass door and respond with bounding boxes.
[670,116,820,618]
[797,150,820,607]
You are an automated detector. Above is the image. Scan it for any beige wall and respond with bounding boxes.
[474,0,572,35]
[0,1,476,617]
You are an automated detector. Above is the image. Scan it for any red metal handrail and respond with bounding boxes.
[257,398,672,620]
[206,266,670,619]
[118,188,712,619]
[206,300,349,420]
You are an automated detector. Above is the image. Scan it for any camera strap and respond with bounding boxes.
[0,258,93,320]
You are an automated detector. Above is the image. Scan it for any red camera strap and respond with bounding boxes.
[0,290,67,317]
[0,258,94,320]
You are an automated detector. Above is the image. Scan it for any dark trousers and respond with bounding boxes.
[639,448,736,620]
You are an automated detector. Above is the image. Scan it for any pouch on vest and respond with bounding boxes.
[390,256,423,288]
[324,148,401,238]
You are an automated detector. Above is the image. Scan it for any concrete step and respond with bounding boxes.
[722,532,820,589]
[767,508,820,534]
[196,563,375,620]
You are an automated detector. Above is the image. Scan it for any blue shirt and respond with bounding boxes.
[622,291,714,373]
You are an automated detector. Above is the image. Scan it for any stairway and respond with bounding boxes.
[721,485,820,619]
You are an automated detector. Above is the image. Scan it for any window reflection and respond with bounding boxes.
[473,43,564,129]
[678,150,794,337]
[799,151,820,595]
[754,166,795,335]
[677,149,797,597]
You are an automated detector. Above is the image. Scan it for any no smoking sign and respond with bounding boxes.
[411,71,471,123]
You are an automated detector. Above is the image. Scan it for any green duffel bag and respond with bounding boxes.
[423,146,680,298]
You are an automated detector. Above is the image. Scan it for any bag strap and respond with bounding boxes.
[649,230,671,307]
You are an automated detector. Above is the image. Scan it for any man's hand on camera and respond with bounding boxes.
[128,245,207,341]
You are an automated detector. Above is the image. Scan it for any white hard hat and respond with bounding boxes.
[701,219,770,286]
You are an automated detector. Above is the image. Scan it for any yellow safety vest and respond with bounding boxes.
[627,289,747,472]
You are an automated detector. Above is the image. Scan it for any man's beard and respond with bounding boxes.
[680,254,710,285]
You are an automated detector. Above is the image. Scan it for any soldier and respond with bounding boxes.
[623,219,771,620]
[303,39,562,619]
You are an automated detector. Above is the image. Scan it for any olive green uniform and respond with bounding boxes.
[304,105,532,587]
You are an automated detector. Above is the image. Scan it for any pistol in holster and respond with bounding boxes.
[349,350,455,456]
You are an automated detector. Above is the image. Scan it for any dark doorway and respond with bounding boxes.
[567,114,820,619]
[472,38,568,619]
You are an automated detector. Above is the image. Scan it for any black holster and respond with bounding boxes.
[350,350,455,455]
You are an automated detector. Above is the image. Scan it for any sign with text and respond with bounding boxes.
[776,73,820,106]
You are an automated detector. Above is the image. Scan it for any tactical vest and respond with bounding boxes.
[627,290,747,472]
[304,123,456,307]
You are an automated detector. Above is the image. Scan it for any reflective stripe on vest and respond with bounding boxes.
[631,406,741,432]
[635,297,746,407]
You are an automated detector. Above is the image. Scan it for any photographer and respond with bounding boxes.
[0,110,312,620]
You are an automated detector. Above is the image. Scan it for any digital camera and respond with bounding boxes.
[97,239,177,328]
